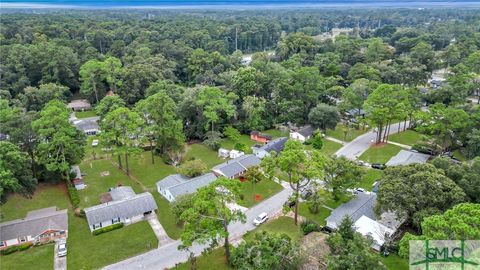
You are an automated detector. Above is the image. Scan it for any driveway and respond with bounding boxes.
[335,121,409,160]
[145,212,173,246]
[54,240,67,270]
[103,187,293,270]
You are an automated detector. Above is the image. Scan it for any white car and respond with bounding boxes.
[57,242,67,257]
[253,212,268,226]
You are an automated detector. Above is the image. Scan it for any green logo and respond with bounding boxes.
[409,240,480,270]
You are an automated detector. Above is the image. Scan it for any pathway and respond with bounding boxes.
[145,212,174,247]
[54,240,67,270]
[334,121,409,160]
[103,186,293,270]
[324,136,347,146]
[386,140,411,149]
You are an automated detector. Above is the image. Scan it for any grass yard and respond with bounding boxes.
[67,213,158,269]
[0,244,54,270]
[220,134,257,154]
[380,253,409,270]
[357,168,383,191]
[185,143,224,168]
[359,143,402,164]
[326,123,367,142]
[152,193,183,239]
[246,216,303,241]
[262,129,288,138]
[75,110,97,119]
[128,151,177,189]
[173,247,231,270]
[0,183,70,222]
[318,189,351,209]
[321,139,343,156]
[238,180,283,208]
[78,159,143,208]
[388,130,424,146]
[453,150,468,161]
[298,202,331,226]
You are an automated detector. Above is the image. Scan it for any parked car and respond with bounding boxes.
[371,163,386,170]
[354,188,366,194]
[253,212,268,226]
[57,241,67,257]
[284,195,296,208]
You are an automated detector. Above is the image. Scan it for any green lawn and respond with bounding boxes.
[173,247,231,270]
[0,183,70,222]
[321,139,343,156]
[185,144,224,168]
[357,168,383,191]
[380,254,409,270]
[247,216,303,241]
[78,159,143,208]
[298,202,331,226]
[262,129,288,138]
[67,213,157,269]
[0,244,54,270]
[318,189,351,209]
[326,123,368,142]
[238,180,283,208]
[152,193,183,239]
[129,151,177,189]
[75,110,97,119]
[359,143,402,164]
[453,150,468,161]
[388,130,424,146]
[220,134,257,154]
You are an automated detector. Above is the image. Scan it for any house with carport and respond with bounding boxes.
[156,173,218,203]
[212,154,261,179]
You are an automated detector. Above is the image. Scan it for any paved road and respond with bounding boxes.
[146,212,174,246]
[103,186,293,270]
[335,122,409,160]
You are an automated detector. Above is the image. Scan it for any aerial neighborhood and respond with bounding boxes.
[1,4,480,270]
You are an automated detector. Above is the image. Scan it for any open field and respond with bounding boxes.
[388,130,424,146]
[359,143,402,164]
[0,244,54,270]
[238,179,283,208]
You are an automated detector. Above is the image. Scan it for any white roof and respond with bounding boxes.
[354,215,394,250]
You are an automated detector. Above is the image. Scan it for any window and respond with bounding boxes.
[93,223,102,229]
[0,241,5,247]
[18,236,27,243]
[112,217,120,224]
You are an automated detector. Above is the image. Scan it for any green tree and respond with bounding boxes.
[20,83,70,112]
[241,96,267,131]
[79,59,105,103]
[376,163,466,230]
[223,126,241,143]
[32,100,85,182]
[231,231,301,270]
[243,165,264,204]
[232,66,259,99]
[347,63,381,82]
[100,107,144,175]
[196,87,237,132]
[410,42,435,71]
[365,38,393,63]
[178,159,207,177]
[310,133,323,150]
[95,95,126,120]
[276,140,325,224]
[102,56,123,93]
[466,129,480,159]
[177,178,246,264]
[340,79,377,115]
[308,103,340,131]
[0,141,37,200]
[327,217,386,270]
[324,156,363,200]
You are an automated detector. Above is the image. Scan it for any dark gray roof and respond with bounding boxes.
[326,193,376,229]
[0,207,68,241]
[84,192,157,226]
[385,150,431,167]
[261,137,288,153]
[346,109,365,116]
[212,154,261,178]
[296,126,315,137]
[157,173,218,199]
[156,174,189,190]
[109,186,136,201]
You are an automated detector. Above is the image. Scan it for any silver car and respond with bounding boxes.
[253,212,268,226]
[57,242,67,257]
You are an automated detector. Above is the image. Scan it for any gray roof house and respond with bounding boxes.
[289,126,315,142]
[212,154,261,179]
[0,207,68,248]
[72,118,100,135]
[326,192,377,230]
[84,187,157,232]
[157,173,218,202]
[385,150,431,167]
[252,137,288,159]
[67,99,91,111]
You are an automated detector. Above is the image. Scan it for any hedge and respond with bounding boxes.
[92,223,124,235]
[67,186,80,207]
[300,220,321,235]
[1,242,33,255]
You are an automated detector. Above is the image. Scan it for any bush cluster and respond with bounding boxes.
[0,242,33,255]
[300,220,321,235]
[67,186,80,207]
[92,223,124,236]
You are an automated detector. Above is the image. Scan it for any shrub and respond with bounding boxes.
[300,220,321,235]
[0,242,32,255]
[92,223,124,236]
[177,159,207,177]
[233,142,247,152]
[17,242,33,251]
[67,186,80,207]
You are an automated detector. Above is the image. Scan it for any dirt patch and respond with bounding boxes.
[300,232,330,270]
[370,143,387,148]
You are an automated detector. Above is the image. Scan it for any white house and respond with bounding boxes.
[83,187,157,232]
[156,173,218,203]
[354,215,394,251]
[252,137,288,159]
[0,207,68,249]
[212,154,261,179]
[229,149,244,159]
[289,126,315,143]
